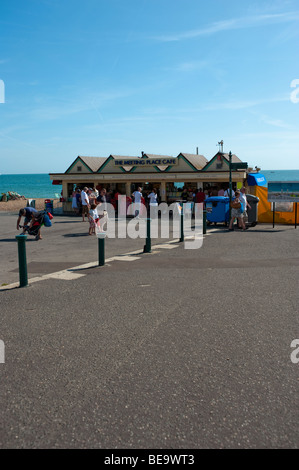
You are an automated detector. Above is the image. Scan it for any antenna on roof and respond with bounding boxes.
[217,140,224,152]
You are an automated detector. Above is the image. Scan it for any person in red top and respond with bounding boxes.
[195,188,205,204]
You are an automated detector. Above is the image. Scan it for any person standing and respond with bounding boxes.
[96,188,107,208]
[88,203,98,235]
[72,189,78,214]
[81,187,90,222]
[224,186,235,198]
[148,188,158,219]
[75,188,82,216]
[132,187,143,219]
[181,187,189,202]
[218,186,225,196]
[195,188,205,204]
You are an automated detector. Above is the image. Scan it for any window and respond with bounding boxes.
[77,166,82,172]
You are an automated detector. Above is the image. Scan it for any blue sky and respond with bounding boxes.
[0,0,299,173]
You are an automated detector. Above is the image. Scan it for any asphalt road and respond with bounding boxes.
[0,212,298,448]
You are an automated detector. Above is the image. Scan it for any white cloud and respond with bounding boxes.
[163,60,209,72]
[153,11,299,42]
[204,95,289,111]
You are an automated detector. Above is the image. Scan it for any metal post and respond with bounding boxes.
[273,202,275,229]
[144,218,151,253]
[16,234,28,288]
[180,203,184,242]
[98,235,105,266]
[295,203,297,229]
[203,208,207,235]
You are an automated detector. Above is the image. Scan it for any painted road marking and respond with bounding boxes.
[48,271,86,280]
[152,244,178,249]
[0,234,208,290]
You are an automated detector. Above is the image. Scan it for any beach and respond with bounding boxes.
[0,198,61,212]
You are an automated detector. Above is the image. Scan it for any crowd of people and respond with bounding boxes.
[18,184,250,240]
[180,184,251,231]
[69,183,252,233]
[70,186,160,230]
[181,184,236,204]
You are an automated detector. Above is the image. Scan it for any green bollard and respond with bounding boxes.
[203,209,207,235]
[16,234,28,288]
[180,203,184,242]
[143,218,151,253]
[97,232,106,266]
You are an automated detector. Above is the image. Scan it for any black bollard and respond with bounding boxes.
[143,218,151,253]
[15,234,28,287]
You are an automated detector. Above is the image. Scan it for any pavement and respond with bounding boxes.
[0,210,298,449]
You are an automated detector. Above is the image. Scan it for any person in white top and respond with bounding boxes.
[239,186,251,216]
[148,188,158,219]
[88,204,98,235]
[224,187,235,198]
[132,187,143,218]
[148,189,158,205]
[81,187,90,222]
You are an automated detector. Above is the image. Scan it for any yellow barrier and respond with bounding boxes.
[254,186,298,224]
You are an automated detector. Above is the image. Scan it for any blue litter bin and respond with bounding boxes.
[205,196,230,225]
[44,199,54,214]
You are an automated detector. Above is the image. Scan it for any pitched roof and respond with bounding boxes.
[78,156,107,172]
[222,153,242,163]
[201,152,243,171]
[179,153,208,170]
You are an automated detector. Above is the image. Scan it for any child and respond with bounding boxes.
[88,203,98,235]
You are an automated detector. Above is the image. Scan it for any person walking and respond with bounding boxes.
[228,190,246,231]
[238,186,251,229]
[239,186,251,216]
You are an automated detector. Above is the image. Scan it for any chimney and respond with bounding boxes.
[141,151,144,157]
[196,147,198,155]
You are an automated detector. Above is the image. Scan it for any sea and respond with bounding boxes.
[0,174,62,199]
[0,170,299,199]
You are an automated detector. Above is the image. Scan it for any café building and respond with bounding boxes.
[49,151,248,213]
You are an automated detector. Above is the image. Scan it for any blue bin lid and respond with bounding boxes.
[205,196,230,203]
[247,173,267,186]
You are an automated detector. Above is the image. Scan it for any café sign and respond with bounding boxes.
[114,158,178,167]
